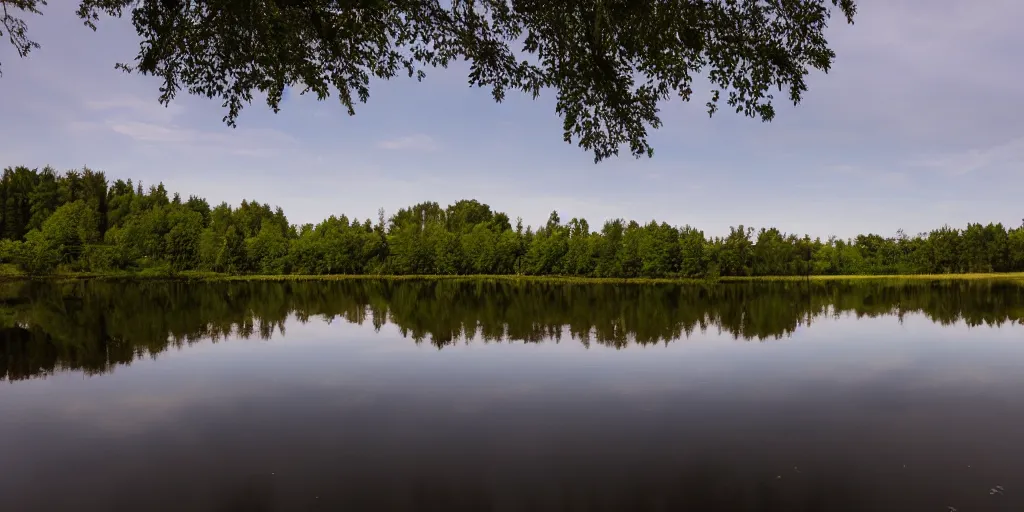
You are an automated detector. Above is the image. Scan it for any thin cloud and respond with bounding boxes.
[103,121,296,158]
[110,121,195,144]
[909,135,1024,176]
[84,97,183,122]
[76,94,295,158]
[376,134,439,152]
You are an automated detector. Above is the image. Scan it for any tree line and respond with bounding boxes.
[1,165,1023,278]
[3,279,1022,381]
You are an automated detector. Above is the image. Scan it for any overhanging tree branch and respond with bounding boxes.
[4,0,857,163]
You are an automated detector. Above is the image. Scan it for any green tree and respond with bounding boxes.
[113,206,166,263]
[8,231,60,275]
[27,166,59,232]
[445,199,494,234]
[58,169,83,205]
[752,227,791,276]
[564,218,596,276]
[462,223,498,274]
[185,195,212,227]
[618,221,643,278]
[1,165,37,240]
[434,230,464,275]
[718,226,753,276]
[1009,224,1024,271]
[80,167,109,236]
[495,228,523,275]
[387,202,445,274]
[678,226,708,278]
[639,221,679,278]
[105,179,135,230]
[246,222,290,274]
[217,225,246,273]
[927,226,961,273]
[594,219,625,277]
[164,207,203,271]
[6,0,856,162]
[523,211,568,275]
[38,200,100,264]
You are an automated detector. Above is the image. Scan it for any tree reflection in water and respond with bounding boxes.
[2,278,1022,381]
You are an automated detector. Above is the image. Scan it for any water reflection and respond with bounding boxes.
[2,280,1024,510]
[2,278,1024,381]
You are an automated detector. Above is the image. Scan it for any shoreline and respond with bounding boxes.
[4,271,1024,284]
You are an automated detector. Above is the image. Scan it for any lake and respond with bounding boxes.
[1,279,1023,511]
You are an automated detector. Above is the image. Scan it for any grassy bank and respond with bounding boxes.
[209,272,1024,284]
[721,272,1024,282]
[4,267,1024,284]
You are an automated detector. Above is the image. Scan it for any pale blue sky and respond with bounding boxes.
[1,0,1022,239]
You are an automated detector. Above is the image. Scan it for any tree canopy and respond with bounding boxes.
[3,0,856,162]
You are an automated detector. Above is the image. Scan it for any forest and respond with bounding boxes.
[0,165,1022,278]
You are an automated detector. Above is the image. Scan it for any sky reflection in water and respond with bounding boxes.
[1,280,1022,511]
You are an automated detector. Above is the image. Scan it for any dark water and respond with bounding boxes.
[2,279,1024,511]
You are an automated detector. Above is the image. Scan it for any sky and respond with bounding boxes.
[1,0,1022,239]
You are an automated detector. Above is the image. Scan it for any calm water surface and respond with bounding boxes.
[2,279,1024,511]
